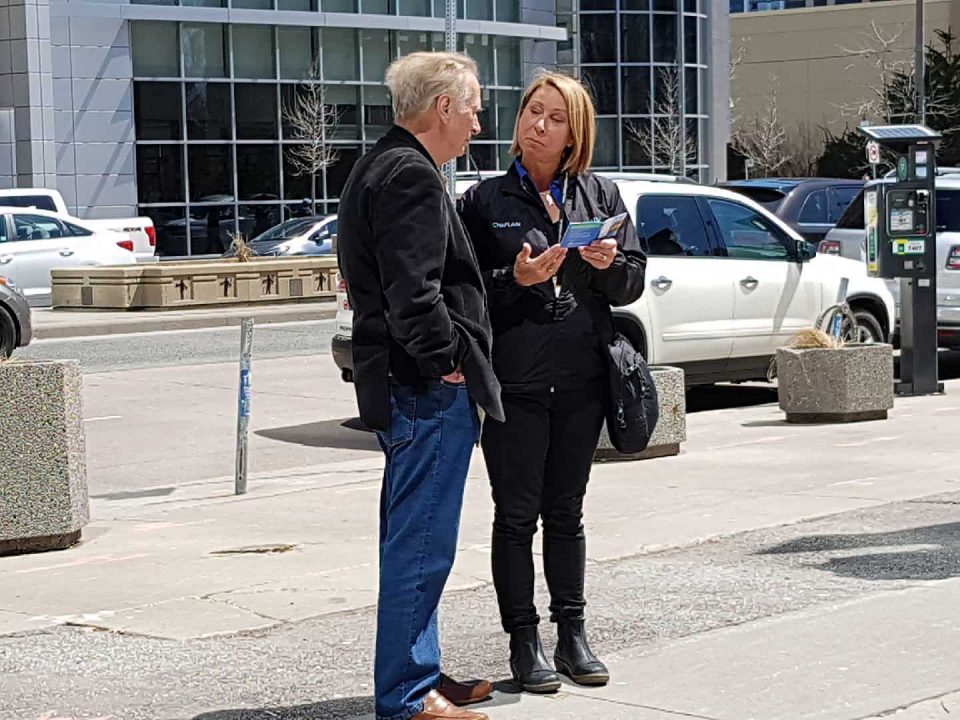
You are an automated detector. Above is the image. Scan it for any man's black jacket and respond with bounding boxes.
[337,126,504,431]
[457,165,647,394]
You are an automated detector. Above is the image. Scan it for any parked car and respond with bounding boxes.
[0,276,32,358]
[223,215,337,258]
[0,188,156,260]
[0,207,137,306]
[820,176,960,348]
[719,178,864,245]
[332,178,895,386]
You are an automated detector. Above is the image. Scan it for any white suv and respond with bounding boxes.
[332,179,895,386]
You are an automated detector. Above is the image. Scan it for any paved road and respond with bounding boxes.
[18,320,339,373]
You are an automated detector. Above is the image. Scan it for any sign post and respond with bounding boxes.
[235,317,253,495]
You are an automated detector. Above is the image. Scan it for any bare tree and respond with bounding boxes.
[730,76,793,176]
[835,21,914,123]
[624,66,697,175]
[283,56,339,213]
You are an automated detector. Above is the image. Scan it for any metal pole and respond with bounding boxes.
[444,0,457,197]
[916,0,926,124]
[676,4,686,178]
[235,317,253,495]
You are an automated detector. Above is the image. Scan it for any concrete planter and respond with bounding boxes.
[51,256,339,310]
[776,343,895,423]
[0,360,89,555]
[596,366,686,461]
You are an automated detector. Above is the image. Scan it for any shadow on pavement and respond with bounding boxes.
[756,521,960,581]
[686,384,779,413]
[190,683,523,719]
[256,417,378,452]
[191,696,373,720]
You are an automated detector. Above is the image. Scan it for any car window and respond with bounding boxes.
[0,194,59,212]
[936,190,960,231]
[834,189,866,230]
[635,195,712,256]
[0,217,8,243]
[706,199,791,260]
[64,221,92,237]
[723,186,786,212]
[830,186,862,223]
[798,190,828,224]
[311,225,332,243]
[13,214,67,241]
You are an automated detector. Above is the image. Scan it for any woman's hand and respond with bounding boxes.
[579,239,618,270]
[442,368,466,384]
[513,243,567,287]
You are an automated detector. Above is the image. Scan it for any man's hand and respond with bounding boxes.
[442,369,466,384]
[514,243,567,287]
[579,239,618,270]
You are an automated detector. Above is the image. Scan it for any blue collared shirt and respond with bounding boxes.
[514,158,565,207]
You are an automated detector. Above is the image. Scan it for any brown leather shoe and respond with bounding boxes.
[411,690,489,720]
[438,673,493,706]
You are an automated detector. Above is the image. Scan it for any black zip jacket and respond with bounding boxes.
[337,126,504,431]
[457,165,647,394]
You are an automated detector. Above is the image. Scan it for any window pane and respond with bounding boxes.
[322,29,358,81]
[282,84,359,139]
[466,2,493,19]
[361,30,392,83]
[186,82,232,140]
[496,0,520,21]
[238,204,282,241]
[279,0,317,8]
[799,190,828,224]
[495,37,522,87]
[397,30,433,56]
[283,148,315,200]
[653,14,678,63]
[323,0,356,9]
[136,145,184,203]
[134,81,182,140]
[707,199,789,259]
[190,202,235,255]
[132,21,179,77]
[496,89,521,142]
[580,14,616,63]
[361,0,391,11]
[182,0,225,5]
[685,15,697,64]
[581,0,615,7]
[182,23,226,78]
[685,66,698,114]
[280,28,315,80]
[236,84,278,139]
[583,66,618,115]
[233,26,276,79]
[237,145,280,201]
[622,118,651,166]
[466,143,497,172]
[326,147,361,199]
[594,117,618,167]
[621,14,650,63]
[363,85,393,140]
[462,35,493,86]
[637,195,711,255]
[189,144,234,201]
[140,206,187,257]
[234,0,273,7]
[622,66,651,115]
[399,0,431,14]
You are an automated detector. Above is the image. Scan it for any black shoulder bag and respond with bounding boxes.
[561,176,659,454]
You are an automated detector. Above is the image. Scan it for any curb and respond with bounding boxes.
[33,302,338,341]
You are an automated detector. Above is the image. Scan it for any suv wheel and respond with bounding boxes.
[0,306,16,359]
[845,308,884,344]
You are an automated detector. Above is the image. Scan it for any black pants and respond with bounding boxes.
[482,382,606,633]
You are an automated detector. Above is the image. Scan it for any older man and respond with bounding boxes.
[337,52,504,720]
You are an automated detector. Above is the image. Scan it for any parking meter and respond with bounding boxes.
[859,125,943,395]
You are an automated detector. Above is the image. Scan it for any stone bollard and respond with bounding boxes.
[0,360,89,556]
[595,366,686,461]
[776,343,895,423]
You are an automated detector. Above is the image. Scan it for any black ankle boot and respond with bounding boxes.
[554,619,609,686]
[509,626,561,694]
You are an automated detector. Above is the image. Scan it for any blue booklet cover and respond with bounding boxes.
[560,212,628,248]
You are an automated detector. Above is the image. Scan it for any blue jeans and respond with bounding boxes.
[374,380,479,720]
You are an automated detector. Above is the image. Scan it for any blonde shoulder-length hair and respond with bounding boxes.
[509,71,597,177]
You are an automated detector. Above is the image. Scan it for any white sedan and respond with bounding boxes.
[0,207,136,306]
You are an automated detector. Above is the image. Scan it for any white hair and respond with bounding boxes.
[385,51,478,122]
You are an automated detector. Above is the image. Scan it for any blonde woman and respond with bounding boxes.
[458,72,646,693]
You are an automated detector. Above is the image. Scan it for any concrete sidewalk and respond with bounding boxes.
[30,299,336,340]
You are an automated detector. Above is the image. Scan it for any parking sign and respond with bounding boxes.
[866,141,881,165]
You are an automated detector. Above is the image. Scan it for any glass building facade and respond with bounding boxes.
[1,0,728,256]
